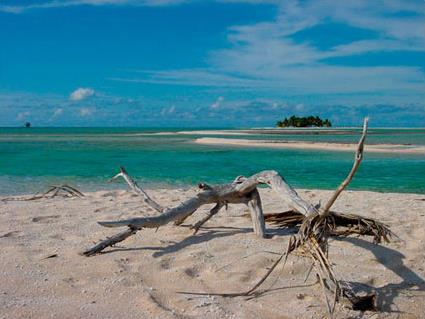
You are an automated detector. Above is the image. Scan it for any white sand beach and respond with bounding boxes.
[1,188,425,319]
[195,137,425,154]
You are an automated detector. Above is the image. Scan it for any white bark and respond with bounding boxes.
[110,166,164,213]
[98,170,316,230]
[321,118,368,216]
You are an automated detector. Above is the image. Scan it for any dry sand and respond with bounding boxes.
[1,188,425,319]
[195,137,425,154]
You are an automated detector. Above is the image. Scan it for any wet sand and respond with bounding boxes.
[195,137,425,154]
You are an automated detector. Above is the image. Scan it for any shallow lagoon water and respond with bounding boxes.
[0,127,424,195]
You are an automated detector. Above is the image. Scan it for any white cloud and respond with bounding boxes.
[16,111,31,121]
[208,0,425,75]
[112,0,424,99]
[1,0,424,126]
[0,0,190,13]
[210,96,224,109]
[70,88,95,101]
[79,107,95,117]
[160,105,176,116]
[114,65,424,95]
[52,108,64,117]
[1,91,424,127]
[295,103,304,112]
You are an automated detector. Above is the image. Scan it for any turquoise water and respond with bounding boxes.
[1,127,424,195]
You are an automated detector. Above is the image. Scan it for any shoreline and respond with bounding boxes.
[194,137,425,154]
[2,186,425,199]
[2,182,425,198]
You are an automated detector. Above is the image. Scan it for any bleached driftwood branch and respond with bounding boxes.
[82,167,319,256]
[2,184,84,202]
[321,118,368,216]
[110,166,164,213]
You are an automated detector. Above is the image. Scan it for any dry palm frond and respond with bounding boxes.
[264,210,393,244]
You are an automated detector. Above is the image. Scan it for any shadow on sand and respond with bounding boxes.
[99,224,424,315]
[100,226,252,258]
[337,237,425,314]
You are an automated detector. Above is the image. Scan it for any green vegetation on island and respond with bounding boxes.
[276,115,332,128]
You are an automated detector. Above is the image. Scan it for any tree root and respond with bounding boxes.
[263,210,393,244]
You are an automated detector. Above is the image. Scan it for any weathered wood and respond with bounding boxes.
[191,202,224,234]
[83,168,319,255]
[321,118,368,216]
[81,227,138,257]
[98,170,317,230]
[110,166,164,213]
[98,195,207,229]
[1,184,84,202]
[234,170,318,217]
[246,189,266,238]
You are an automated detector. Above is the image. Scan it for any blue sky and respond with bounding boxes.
[0,0,424,127]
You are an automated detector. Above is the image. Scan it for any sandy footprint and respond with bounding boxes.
[31,215,60,223]
[0,230,21,238]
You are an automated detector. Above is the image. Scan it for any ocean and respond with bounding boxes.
[1,127,424,195]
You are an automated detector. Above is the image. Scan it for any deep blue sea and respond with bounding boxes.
[1,127,424,195]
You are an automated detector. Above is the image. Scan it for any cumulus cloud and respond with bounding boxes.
[1,91,424,127]
[160,105,176,116]
[70,88,95,101]
[16,111,31,121]
[79,107,95,117]
[210,96,224,110]
[52,108,64,117]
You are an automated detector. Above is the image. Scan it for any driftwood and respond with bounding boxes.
[82,166,319,256]
[2,184,84,202]
[82,118,392,316]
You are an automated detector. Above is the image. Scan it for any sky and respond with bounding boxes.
[0,0,424,127]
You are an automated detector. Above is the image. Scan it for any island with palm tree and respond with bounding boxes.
[276,115,332,128]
